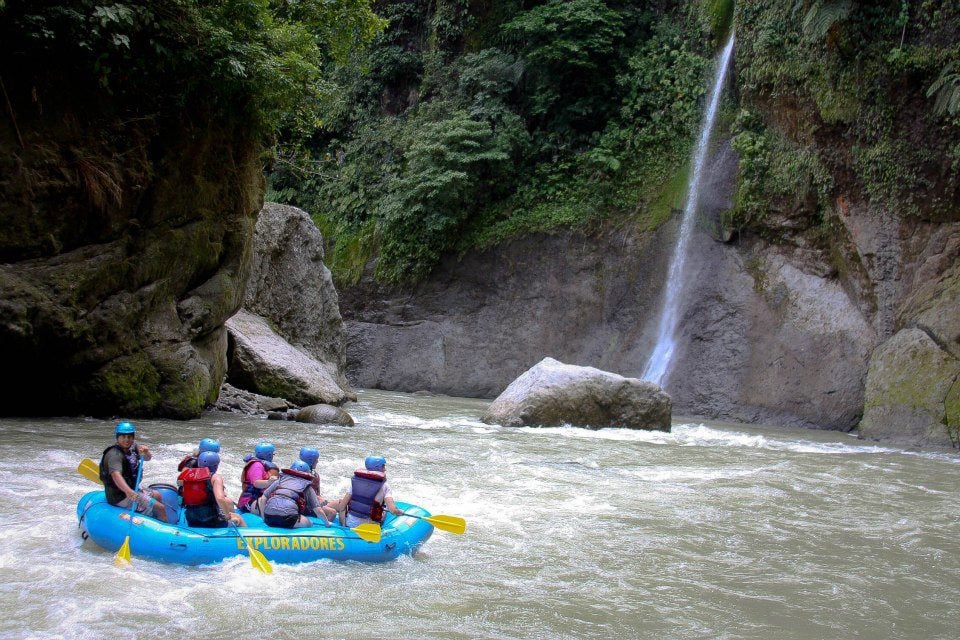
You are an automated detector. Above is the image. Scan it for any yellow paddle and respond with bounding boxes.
[350,522,381,543]
[77,458,102,485]
[403,512,466,535]
[114,458,144,566]
[229,522,272,574]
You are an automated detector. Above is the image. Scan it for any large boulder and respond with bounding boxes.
[0,84,262,419]
[482,357,671,430]
[295,403,355,426]
[226,309,354,407]
[858,223,960,446]
[243,203,352,397]
[859,328,960,447]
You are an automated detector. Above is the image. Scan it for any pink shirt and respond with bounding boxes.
[237,460,269,508]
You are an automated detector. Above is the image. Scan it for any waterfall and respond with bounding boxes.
[642,34,735,386]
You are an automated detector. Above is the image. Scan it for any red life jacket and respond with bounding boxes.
[178,467,215,508]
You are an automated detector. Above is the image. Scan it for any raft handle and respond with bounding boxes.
[169,543,188,550]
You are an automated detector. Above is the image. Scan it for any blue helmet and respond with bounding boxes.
[199,438,220,454]
[263,461,280,472]
[254,442,275,462]
[115,421,135,437]
[198,451,220,473]
[290,460,311,474]
[364,455,386,472]
[299,447,320,469]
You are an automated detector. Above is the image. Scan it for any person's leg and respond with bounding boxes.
[292,515,313,528]
[149,490,167,521]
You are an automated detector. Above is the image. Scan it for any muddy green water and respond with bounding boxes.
[1,389,958,639]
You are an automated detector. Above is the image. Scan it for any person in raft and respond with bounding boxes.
[299,446,338,522]
[240,460,280,517]
[178,451,245,528]
[177,438,220,471]
[261,460,330,528]
[98,421,167,521]
[237,442,275,514]
[336,456,403,528]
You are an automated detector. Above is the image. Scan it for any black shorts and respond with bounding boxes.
[185,504,228,528]
[264,512,299,529]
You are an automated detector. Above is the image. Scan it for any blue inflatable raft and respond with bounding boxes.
[77,484,434,566]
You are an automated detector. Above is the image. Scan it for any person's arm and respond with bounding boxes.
[212,475,236,515]
[249,463,273,489]
[384,495,402,517]
[136,443,153,461]
[260,479,279,498]
[378,483,403,517]
[109,471,138,500]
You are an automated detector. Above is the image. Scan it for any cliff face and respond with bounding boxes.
[0,59,263,418]
[340,150,875,432]
[339,3,960,445]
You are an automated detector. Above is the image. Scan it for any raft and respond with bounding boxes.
[76,484,434,566]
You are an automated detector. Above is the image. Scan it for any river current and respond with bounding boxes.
[1,389,958,639]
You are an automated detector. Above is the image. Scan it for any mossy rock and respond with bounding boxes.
[859,328,960,447]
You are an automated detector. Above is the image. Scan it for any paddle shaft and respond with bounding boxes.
[114,454,144,564]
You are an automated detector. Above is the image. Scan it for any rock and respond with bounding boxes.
[859,328,960,447]
[672,245,876,431]
[214,383,296,418]
[226,309,353,407]
[295,403,355,426]
[482,357,671,430]
[0,112,262,419]
[243,203,353,398]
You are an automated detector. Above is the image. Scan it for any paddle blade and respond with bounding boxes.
[352,523,381,543]
[78,459,102,485]
[247,547,273,574]
[114,536,132,566]
[425,514,467,535]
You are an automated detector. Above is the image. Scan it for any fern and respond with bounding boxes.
[798,0,853,40]
[928,62,960,116]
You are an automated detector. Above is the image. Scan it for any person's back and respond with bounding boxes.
[299,446,338,522]
[338,455,402,527]
[262,461,321,529]
[178,452,245,528]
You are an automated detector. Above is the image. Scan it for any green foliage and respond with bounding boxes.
[794,0,854,40]
[501,0,625,134]
[698,0,734,41]
[1,0,384,135]
[729,109,833,231]
[928,62,960,116]
[377,109,512,281]
[734,1,960,229]
[270,1,716,282]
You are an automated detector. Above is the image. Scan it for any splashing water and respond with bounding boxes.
[643,34,736,386]
[3,390,960,639]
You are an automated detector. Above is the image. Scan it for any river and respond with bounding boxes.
[1,389,958,639]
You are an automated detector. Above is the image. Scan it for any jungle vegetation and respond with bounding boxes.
[268,0,960,285]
